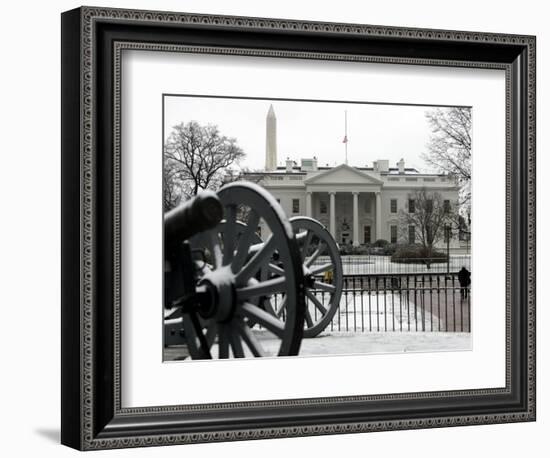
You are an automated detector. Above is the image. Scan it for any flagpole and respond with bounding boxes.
[344,110,348,165]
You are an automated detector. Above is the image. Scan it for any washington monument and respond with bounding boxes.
[265,104,277,170]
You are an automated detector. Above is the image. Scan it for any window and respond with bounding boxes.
[426,199,433,213]
[390,199,397,213]
[408,225,415,244]
[292,198,300,213]
[390,225,397,244]
[408,199,415,213]
[320,200,327,214]
[444,199,450,214]
[364,226,371,244]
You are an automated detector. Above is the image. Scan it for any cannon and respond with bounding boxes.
[164,181,343,359]
[164,182,306,359]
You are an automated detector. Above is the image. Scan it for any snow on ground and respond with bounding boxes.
[315,290,443,333]
[314,254,471,275]
[164,330,472,361]
[164,328,471,361]
[260,331,472,357]
[193,329,472,360]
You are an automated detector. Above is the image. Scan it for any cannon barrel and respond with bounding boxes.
[164,190,223,244]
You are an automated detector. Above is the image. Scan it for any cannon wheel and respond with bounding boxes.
[288,217,343,338]
[183,182,306,359]
[204,220,264,309]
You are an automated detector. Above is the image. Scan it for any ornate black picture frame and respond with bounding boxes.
[61,6,536,450]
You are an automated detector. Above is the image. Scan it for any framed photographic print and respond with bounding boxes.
[61,6,536,450]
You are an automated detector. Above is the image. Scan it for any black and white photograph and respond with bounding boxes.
[51,2,539,453]
[163,96,473,361]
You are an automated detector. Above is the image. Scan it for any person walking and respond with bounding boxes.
[457,266,471,299]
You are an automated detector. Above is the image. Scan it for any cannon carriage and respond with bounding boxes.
[164,181,343,360]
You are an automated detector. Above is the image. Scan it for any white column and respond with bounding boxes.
[306,191,312,217]
[375,191,382,241]
[329,191,336,237]
[352,191,359,246]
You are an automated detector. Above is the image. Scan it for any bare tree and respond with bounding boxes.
[398,189,457,254]
[163,158,182,211]
[423,107,472,210]
[163,121,245,211]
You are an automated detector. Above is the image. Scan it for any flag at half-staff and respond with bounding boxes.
[343,110,349,164]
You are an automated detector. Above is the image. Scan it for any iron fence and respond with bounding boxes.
[300,273,471,333]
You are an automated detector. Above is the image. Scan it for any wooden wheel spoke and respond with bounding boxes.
[205,323,217,347]
[305,308,314,328]
[222,205,237,263]
[309,262,333,276]
[313,280,336,293]
[268,263,285,276]
[240,303,285,337]
[236,276,287,301]
[182,313,212,359]
[275,296,287,317]
[231,210,260,273]
[235,236,276,284]
[262,297,278,317]
[236,322,266,357]
[208,231,223,269]
[298,230,313,260]
[306,290,327,315]
[295,230,308,243]
[305,242,326,267]
[229,324,245,358]
[217,324,230,358]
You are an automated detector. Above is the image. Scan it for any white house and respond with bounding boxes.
[243,105,460,248]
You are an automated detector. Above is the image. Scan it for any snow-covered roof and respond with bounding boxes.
[239,164,447,177]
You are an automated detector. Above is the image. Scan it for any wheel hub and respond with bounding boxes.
[198,265,237,322]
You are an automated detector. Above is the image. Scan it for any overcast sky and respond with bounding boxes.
[164,96,459,173]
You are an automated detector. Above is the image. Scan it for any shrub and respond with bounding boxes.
[381,243,403,256]
[356,244,370,255]
[339,244,370,256]
[391,245,448,266]
[373,239,389,248]
[339,244,352,256]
